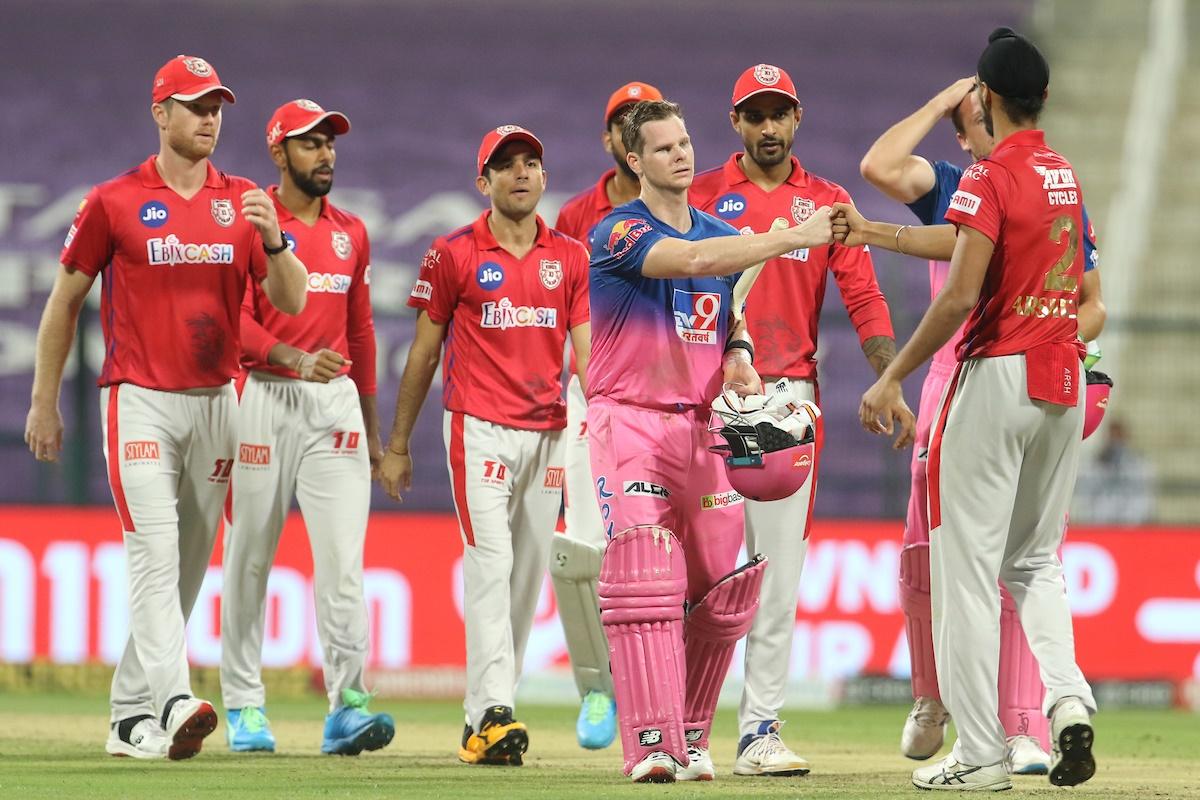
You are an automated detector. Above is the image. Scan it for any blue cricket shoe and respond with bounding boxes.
[321,689,395,756]
[576,690,616,750]
[227,706,276,753]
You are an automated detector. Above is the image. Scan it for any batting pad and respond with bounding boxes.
[999,587,1049,748]
[900,542,939,700]
[682,555,768,748]
[550,535,613,697]
[599,525,688,774]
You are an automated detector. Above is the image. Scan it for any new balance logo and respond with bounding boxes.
[638,729,663,746]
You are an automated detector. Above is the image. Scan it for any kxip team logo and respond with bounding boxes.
[792,197,815,224]
[539,259,562,290]
[672,289,721,344]
[210,198,235,227]
[331,230,352,260]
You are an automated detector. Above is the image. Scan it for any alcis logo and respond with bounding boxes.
[307,272,352,293]
[623,481,670,498]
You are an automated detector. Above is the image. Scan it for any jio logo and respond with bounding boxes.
[282,231,297,251]
[138,200,169,228]
[714,193,746,220]
[477,261,505,290]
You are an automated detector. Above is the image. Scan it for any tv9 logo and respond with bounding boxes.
[672,290,721,344]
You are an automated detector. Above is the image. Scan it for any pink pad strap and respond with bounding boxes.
[682,555,768,749]
[998,585,1049,749]
[599,525,689,774]
[899,542,939,701]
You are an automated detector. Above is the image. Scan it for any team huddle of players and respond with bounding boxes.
[24,25,1104,792]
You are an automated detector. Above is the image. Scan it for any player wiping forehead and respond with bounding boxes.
[586,99,832,783]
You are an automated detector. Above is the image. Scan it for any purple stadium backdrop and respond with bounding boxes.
[0,0,1025,513]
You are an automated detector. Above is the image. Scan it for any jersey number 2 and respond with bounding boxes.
[1044,216,1079,293]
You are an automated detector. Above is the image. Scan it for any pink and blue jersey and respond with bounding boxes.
[907,159,1098,367]
[587,199,740,410]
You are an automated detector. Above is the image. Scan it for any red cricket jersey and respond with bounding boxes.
[407,211,590,431]
[239,189,377,395]
[691,154,893,380]
[61,156,268,390]
[943,130,1087,361]
[556,168,616,247]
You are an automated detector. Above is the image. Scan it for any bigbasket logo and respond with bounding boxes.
[672,289,721,344]
[239,443,271,466]
[544,467,565,489]
[307,272,352,293]
[146,235,235,266]
[480,298,557,330]
[123,441,160,461]
[606,218,653,259]
[700,490,743,510]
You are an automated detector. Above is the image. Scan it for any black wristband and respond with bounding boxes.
[262,238,289,256]
[723,340,754,363]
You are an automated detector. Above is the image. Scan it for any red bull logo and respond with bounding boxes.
[606,218,652,259]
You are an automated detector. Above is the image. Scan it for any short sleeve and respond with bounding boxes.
[566,240,590,328]
[60,188,111,276]
[408,240,458,323]
[905,160,964,225]
[590,213,666,277]
[1081,205,1098,272]
[943,162,1003,243]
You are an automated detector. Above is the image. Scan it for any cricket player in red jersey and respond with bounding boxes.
[552,79,663,751]
[860,29,1098,791]
[380,126,590,766]
[220,99,394,756]
[690,64,895,777]
[24,55,308,761]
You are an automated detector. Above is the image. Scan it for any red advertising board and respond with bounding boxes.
[1,507,1197,686]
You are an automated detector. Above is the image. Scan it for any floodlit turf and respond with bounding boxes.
[1,692,1198,798]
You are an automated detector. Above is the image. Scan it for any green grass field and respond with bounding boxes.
[1,692,1198,799]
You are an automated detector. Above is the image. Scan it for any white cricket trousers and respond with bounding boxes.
[443,411,564,731]
[101,382,235,723]
[564,374,606,546]
[930,355,1096,767]
[739,377,818,736]
[221,373,370,712]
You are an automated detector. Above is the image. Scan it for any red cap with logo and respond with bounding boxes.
[605,81,664,124]
[732,64,799,108]
[152,55,236,104]
[476,125,544,175]
[265,99,351,146]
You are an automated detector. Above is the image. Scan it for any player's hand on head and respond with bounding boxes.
[241,188,284,246]
[937,77,978,115]
[24,403,64,463]
[794,206,833,248]
[378,445,413,502]
[831,202,867,248]
[859,377,915,450]
[297,349,350,383]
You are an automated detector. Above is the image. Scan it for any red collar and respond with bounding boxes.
[722,152,808,188]
[592,168,617,213]
[990,129,1047,157]
[138,155,224,189]
[269,185,331,223]
[471,210,552,251]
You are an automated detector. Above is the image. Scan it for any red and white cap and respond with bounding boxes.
[265,99,351,146]
[476,125,543,175]
[152,55,236,104]
[732,63,799,108]
[605,81,664,124]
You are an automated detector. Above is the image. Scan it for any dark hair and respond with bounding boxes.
[949,103,966,136]
[995,92,1045,124]
[621,99,683,155]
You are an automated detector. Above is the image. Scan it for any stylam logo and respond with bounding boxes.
[239,444,271,465]
[714,193,747,220]
[146,235,234,266]
[544,467,565,489]
[672,290,721,345]
[123,441,159,461]
[307,272,352,293]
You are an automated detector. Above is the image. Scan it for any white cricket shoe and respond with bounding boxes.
[630,751,677,783]
[1005,735,1050,775]
[105,715,169,759]
[676,744,715,781]
[912,755,1012,791]
[163,696,218,761]
[902,697,950,760]
[734,721,811,776]
[1049,696,1095,787]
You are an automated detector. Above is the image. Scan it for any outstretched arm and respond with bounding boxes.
[832,202,957,261]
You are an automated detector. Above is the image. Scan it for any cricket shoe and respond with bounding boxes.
[226,706,276,753]
[912,755,1011,791]
[322,689,395,755]
[630,751,678,783]
[458,705,528,766]
[163,695,218,761]
[1005,735,1049,775]
[734,720,811,776]
[676,744,715,781]
[105,714,169,759]
[576,690,616,750]
[902,697,951,760]
[1049,697,1095,787]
